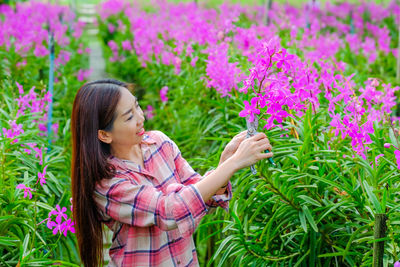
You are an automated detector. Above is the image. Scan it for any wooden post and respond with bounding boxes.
[373,214,387,267]
[263,0,273,25]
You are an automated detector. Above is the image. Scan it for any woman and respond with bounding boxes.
[71,79,273,267]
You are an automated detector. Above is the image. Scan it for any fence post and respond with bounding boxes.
[263,0,272,25]
[373,213,387,267]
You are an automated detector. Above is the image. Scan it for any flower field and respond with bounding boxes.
[1,0,400,266]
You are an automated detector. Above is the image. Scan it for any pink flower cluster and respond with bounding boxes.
[14,82,57,137]
[0,1,88,62]
[38,204,75,237]
[160,86,169,103]
[2,120,24,144]
[98,0,400,161]
[204,43,243,97]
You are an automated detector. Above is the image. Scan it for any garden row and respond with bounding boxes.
[0,2,89,265]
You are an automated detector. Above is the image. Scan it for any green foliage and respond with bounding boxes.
[0,78,80,266]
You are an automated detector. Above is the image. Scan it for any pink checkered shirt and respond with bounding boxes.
[94,130,232,267]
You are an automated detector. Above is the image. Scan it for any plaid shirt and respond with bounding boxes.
[94,130,232,267]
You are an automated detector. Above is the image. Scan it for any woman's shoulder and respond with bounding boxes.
[146,130,173,144]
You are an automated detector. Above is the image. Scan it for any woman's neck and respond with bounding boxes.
[111,144,143,163]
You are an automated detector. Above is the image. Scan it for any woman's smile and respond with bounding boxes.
[137,128,145,136]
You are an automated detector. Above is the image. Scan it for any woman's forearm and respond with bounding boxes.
[195,157,238,202]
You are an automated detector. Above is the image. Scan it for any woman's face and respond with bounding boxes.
[104,87,145,149]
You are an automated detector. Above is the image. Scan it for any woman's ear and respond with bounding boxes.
[98,130,112,144]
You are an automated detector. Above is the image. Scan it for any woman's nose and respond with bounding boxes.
[138,107,145,122]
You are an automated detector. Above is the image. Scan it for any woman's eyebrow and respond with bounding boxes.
[121,109,132,117]
[121,97,138,117]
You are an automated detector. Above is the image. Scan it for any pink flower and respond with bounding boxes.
[384,143,391,148]
[108,23,116,33]
[16,82,24,94]
[16,184,33,199]
[2,120,24,144]
[394,261,400,267]
[375,154,384,166]
[37,165,48,186]
[394,150,400,170]
[33,146,44,165]
[77,69,92,81]
[46,204,75,236]
[272,48,295,70]
[49,204,68,224]
[144,105,154,120]
[239,97,260,122]
[160,86,169,103]
[121,40,132,51]
[60,219,75,236]
[108,40,118,51]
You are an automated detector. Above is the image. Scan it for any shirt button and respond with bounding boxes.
[177,261,181,265]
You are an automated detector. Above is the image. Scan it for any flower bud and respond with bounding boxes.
[384,143,391,148]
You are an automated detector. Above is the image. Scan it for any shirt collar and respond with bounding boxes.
[107,132,156,172]
[141,132,157,145]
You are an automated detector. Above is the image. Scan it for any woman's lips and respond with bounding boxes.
[137,128,145,136]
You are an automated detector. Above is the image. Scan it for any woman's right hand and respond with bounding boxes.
[230,132,273,171]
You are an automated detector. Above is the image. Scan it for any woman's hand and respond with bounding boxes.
[219,131,248,166]
[230,132,273,171]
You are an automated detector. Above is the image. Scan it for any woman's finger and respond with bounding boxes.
[251,132,267,141]
[233,130,247,139]
[260,143,273,152]
[260,152,274,159]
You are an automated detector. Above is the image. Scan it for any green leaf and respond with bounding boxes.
[298,195,322,207]
[363,180,382,213]
[0,236,19,247]
[303,205,318,232]
[299,210,307,233]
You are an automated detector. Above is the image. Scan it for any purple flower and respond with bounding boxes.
[77,69,92,81]
[121,40,132,51]
[37,165,48,186]
[394,261,400,267]
[375,154,384,167]
[272,48,295,70]
[160,86,169,103]
[108,40,118,51]
[239,97,260,122]
[394,150,400,170]
[144,105,154,120]
[16,184,33,199]
[384,143,391,148]
[46,204,75,236]
[33,146,44,165]
[204,43,243,97]
[49,204,68,224]
[2,120,24,144]
[60,219,75,236]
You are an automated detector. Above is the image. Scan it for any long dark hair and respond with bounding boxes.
[71,79,133,266]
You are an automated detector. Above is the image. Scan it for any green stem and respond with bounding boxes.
[1,142,6,187]
[29,180,39,254]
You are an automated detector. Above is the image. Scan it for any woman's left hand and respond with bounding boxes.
[219,130,248,166]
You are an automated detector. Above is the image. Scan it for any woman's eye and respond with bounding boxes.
[127,115,133,121]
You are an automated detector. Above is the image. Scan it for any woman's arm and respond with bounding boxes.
[195,132,273,202]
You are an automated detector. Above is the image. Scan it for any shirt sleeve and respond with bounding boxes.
[94,177,208,238]
[156,131,232,211]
